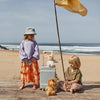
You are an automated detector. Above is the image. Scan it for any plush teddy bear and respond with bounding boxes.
[45,77,57,96]
[47,55,55,67]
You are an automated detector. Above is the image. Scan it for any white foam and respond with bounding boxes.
[1,44,20,50]
[1,44,100,54]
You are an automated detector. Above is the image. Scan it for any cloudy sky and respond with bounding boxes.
[0,0,100,43]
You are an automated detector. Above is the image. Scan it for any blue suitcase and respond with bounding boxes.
[40,66,56,89]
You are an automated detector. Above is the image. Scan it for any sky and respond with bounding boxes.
[0,0,100,43]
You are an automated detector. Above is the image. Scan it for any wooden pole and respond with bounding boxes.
[53,0,65,79]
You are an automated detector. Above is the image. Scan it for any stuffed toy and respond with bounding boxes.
[47,55,55,67]
[45,77,57,96]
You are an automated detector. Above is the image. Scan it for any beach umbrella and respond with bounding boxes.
[53,0,88,79]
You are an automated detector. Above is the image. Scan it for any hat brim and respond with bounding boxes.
[24,32,37,35]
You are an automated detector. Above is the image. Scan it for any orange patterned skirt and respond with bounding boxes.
[20,61,40,85]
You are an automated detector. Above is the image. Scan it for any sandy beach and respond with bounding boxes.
[0,49,100,82]
[0,50,100,100]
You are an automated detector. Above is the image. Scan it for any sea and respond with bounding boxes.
[1,43,100,55]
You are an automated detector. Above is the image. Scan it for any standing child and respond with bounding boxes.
[59,55,82,94]
[19,27,40,90]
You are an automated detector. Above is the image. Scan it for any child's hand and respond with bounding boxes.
[63,83,66,90]
[65,77,68,81]
[65,80,68,85]
[67,81,72,85]
[63,81,68,92]
[26,59,29,62]
[30,57,35,62]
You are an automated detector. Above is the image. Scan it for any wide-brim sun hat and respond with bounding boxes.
[24,27,37,35]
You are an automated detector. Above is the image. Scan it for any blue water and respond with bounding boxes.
[1,43,100,55]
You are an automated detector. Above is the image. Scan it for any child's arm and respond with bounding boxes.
[67,69,82,85]
[64,77,68,86]
[19,41,28,61]
[32,42,39,60]
[30,57,36,62]
[67,80,78,85]
[68,69,82,85]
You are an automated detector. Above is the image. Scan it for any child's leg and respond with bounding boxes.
[19,82,25,90]
[32,83,37,90]
[58,81,67,91]
[70,83,82,93]
[32,61,39,90]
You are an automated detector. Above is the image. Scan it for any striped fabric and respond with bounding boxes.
[20,61,39,85]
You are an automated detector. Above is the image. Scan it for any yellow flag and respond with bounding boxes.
[56,0,88,16]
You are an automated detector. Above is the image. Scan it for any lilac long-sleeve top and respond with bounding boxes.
[19,40,39,62]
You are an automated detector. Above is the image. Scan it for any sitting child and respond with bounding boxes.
[59,55,82,94]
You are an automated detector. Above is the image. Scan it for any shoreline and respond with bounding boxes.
[1,49,100,56]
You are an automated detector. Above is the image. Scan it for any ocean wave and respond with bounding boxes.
[1,44,20,50]
[39,45,100,55]
[1,43,100,55]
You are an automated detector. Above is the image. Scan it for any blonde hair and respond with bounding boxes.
[23,35,28,40]
[69,55,81,68]
[23,34,35,40]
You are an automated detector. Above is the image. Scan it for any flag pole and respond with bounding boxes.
[53,0,65,79]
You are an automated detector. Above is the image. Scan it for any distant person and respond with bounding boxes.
[59,55,82,94]
[19,27,40,90]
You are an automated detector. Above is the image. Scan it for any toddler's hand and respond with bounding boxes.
[26,59,29,62]
[65,80,68,85]
[30,57,35,62]
[65,77,68,81]
[67,81,72,85]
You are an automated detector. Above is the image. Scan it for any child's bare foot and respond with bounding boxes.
[19,85,25,90]
[70,89,74,94]
[32,85,37,90]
